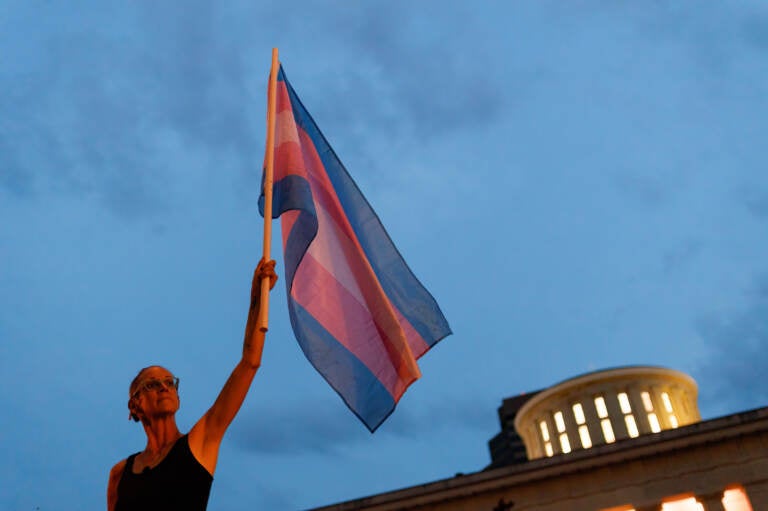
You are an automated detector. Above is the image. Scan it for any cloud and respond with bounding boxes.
[349,5,504,134]
[694,274,768,415]
[1,2,509,220]
[5,0,767,220]
[231,395,493,455]
[0,2,262,217]
[740,10,768,51]
[743,190,768,219]
[231,401,368,455]
[612,172,673,208]
[662,239,705,273]
[284,3,507,150]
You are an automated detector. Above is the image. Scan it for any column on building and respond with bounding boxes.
[696,492,725,511]
[562,401,582,452]
[604,391,630,441]
[581,393,605,447]
[742,482,768,510]
[627,388,651,436]
[540,412,558,457]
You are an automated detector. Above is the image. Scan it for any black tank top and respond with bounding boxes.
[115,435,213,511]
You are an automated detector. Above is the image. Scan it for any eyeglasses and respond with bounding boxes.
[131,377,180,399]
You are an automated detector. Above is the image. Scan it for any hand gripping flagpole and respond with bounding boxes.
[257,48,279,333]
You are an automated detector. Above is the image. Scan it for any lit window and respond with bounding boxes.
[601,418,615,443]
[641,391,654,412]
[595,396,608,418]
[661,392,678,428]
[572,403,585,424]
[616,392,639,438]
[618,392,632,414]
[539,420,550,442]
[559,433,571,453]
[572,403,590,449]
[661,496,704,510]
[578,424,592,448]
[648,412,661,433]
[554,411,566,433]
[625,415,639,437]
[661,392,674,413]
[540,419,553,457]
[723,487,754,511]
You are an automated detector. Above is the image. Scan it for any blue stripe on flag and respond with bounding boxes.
[289,299,397,429]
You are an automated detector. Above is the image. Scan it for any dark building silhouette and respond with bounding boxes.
[487,391,540,469]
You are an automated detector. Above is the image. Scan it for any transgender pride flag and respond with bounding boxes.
[259,66,451,432]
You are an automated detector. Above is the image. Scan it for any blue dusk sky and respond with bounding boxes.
[2,1,768,510]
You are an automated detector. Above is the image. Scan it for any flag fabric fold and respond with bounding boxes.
[260,65,451,432]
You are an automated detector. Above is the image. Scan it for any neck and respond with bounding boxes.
[142,415,182,453]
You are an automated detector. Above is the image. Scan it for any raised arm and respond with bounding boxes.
[188,259,277,474]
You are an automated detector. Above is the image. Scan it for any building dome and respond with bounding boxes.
[514,366,700,460]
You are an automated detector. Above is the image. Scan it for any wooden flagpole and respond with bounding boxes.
[257,47,279,332]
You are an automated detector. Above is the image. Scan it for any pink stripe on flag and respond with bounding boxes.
[291,253,415,399]
[308,198,430,357]
[280,210,301,251]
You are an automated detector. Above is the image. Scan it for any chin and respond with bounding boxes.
[157,400,180,412]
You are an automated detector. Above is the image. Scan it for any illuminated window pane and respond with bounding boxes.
[544,442,553,457]
[661,496,704,510]
[578,424,592,448]
[618,392,632,414]
[641,391,654,412]
[723,487,754,511]
[595,396,608,418]
[625,415,639,437]
[572,403,585,424]
[554,411,566,433]
[669,414,679,428]
[601,418,615,443]
[661,392,674,413]
[559,433,571,453]
[539,420,550,441]
[648,412,661,433]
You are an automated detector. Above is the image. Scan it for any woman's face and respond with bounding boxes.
[129,366,180,422]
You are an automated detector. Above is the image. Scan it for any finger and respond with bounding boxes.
[256,261,277,277]
[253,260,278,291]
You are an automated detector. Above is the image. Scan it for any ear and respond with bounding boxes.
[128,397,142,423]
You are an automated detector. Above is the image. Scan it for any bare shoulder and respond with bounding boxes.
[107,459,127,511]
[109,458,127,480]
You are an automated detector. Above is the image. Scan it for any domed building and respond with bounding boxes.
[491,366,700,465]
[310,366,767,511]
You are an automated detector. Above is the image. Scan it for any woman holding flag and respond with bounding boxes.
[106,259,277,511]
[106,43,450,508]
